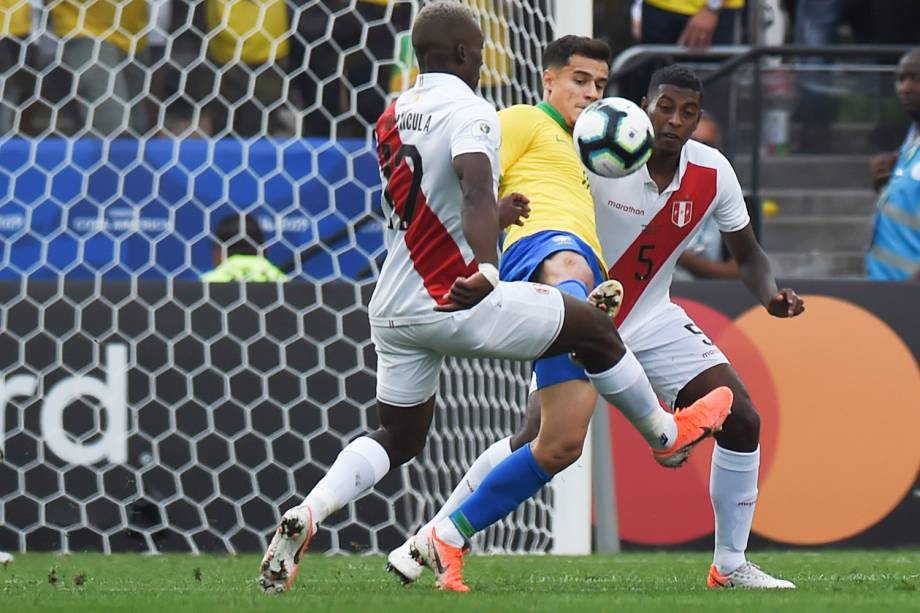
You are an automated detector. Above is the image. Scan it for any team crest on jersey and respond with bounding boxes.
[671,200,693,228]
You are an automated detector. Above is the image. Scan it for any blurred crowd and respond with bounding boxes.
[1,0,918,141]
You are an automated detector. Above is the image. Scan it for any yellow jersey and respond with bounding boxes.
[1,0,30,37]
[644,0,744,16]
[499,103,605,269]
[50,0,148,55]
[206,0,290,65]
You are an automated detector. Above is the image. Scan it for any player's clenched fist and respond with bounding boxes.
[767,288,805,318]
[498,192,530,228]
[435,267,498,312]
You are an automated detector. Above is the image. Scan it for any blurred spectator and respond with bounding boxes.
[191,0,291,137]
[290,0,409,137]
[0,0,32,134]
[639,0,743,52]
[202,214,286,282]
[675,112,739,279]
[620,1,743,140]
[49,0,149,137]
[865,49,920,281]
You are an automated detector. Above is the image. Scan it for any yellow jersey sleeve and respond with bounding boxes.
[498,104,606,272]
[644,0,744,17]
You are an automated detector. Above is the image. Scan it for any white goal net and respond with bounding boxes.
[0,0,577,555]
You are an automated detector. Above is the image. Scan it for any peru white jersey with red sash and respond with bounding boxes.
[369,73,501,326]
[591,139,749,338]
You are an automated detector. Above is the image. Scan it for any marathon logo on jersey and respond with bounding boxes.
[671,200,693,228]
[606,200,645,216]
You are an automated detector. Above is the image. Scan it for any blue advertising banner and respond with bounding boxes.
[0,138,385,280]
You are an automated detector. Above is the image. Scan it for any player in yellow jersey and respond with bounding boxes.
[387,37,731,591]
[494,36,619,478]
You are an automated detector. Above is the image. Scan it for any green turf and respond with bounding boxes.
[2,551,919,612]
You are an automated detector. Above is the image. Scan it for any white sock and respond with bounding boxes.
[301,436,390,531]
[586,349,677,449]
[419,436,513,535]
[710,444,760,574]
[430,516,466,548]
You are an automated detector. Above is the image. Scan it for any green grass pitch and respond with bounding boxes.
[2,551,919,612]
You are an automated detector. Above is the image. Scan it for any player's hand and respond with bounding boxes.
[767,288,805,318]
[435,273,495,312]
[869,151,898,192]
[677,7,719,52]
[498,192,530,228]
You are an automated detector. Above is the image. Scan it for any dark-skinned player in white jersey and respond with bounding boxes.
[256,4,731,594]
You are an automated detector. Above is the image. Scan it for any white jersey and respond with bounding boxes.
[591,139,750,338]
[369,72,501,326]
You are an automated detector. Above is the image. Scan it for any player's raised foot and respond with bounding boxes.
[257,505,315,594]
[413,527,470,592]
[587,279,625,318]
[386,535,425,585]
[652,386,733,468]
[707,562,796,589]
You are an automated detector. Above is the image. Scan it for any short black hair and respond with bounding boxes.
[647,64,703,100]
[543,35,611,70]
[214,213,264,257]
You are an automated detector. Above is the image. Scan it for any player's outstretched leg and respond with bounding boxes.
[259,398,435,593]
[413,290,732,591]
[676,364,794,590]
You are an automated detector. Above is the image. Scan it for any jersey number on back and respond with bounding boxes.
[381,143,424,231]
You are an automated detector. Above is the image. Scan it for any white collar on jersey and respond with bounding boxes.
[640,140,691,195]
[414,72,474,93]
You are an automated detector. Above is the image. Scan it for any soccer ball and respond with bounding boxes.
[572,97,654,178]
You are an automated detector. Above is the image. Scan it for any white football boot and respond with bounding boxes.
[257,505,314,594]
[385,535,425,584]
[0,551,13,565]
[708,561,796,589]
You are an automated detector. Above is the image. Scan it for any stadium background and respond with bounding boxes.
[0,0,918,557]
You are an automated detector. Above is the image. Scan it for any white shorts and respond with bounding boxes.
[372,281,565,406]
[622,302,729,408]
[526,302,729,409]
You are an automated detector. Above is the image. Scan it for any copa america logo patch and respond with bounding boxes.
[671,200,693,228]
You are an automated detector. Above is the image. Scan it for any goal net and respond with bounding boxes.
[0,0,576,555]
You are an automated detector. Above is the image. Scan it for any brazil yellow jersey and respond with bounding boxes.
[206,0,290,65]
[499,103,605,269]
[1,0,31,38]
[50,0,148,55]
[644,0,744,17]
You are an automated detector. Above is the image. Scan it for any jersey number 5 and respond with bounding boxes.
[381,142,424,230]
[635,244,655,281]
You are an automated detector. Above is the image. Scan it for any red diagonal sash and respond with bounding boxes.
[608,162,718,327]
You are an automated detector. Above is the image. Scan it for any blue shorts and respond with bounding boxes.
[500,230,605,286]
[500,230,605,390]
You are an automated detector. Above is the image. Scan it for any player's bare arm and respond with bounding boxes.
[722,224,805,318]
[436,151,502,311]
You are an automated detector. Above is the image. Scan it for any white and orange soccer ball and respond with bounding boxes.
[573,97,654,179]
